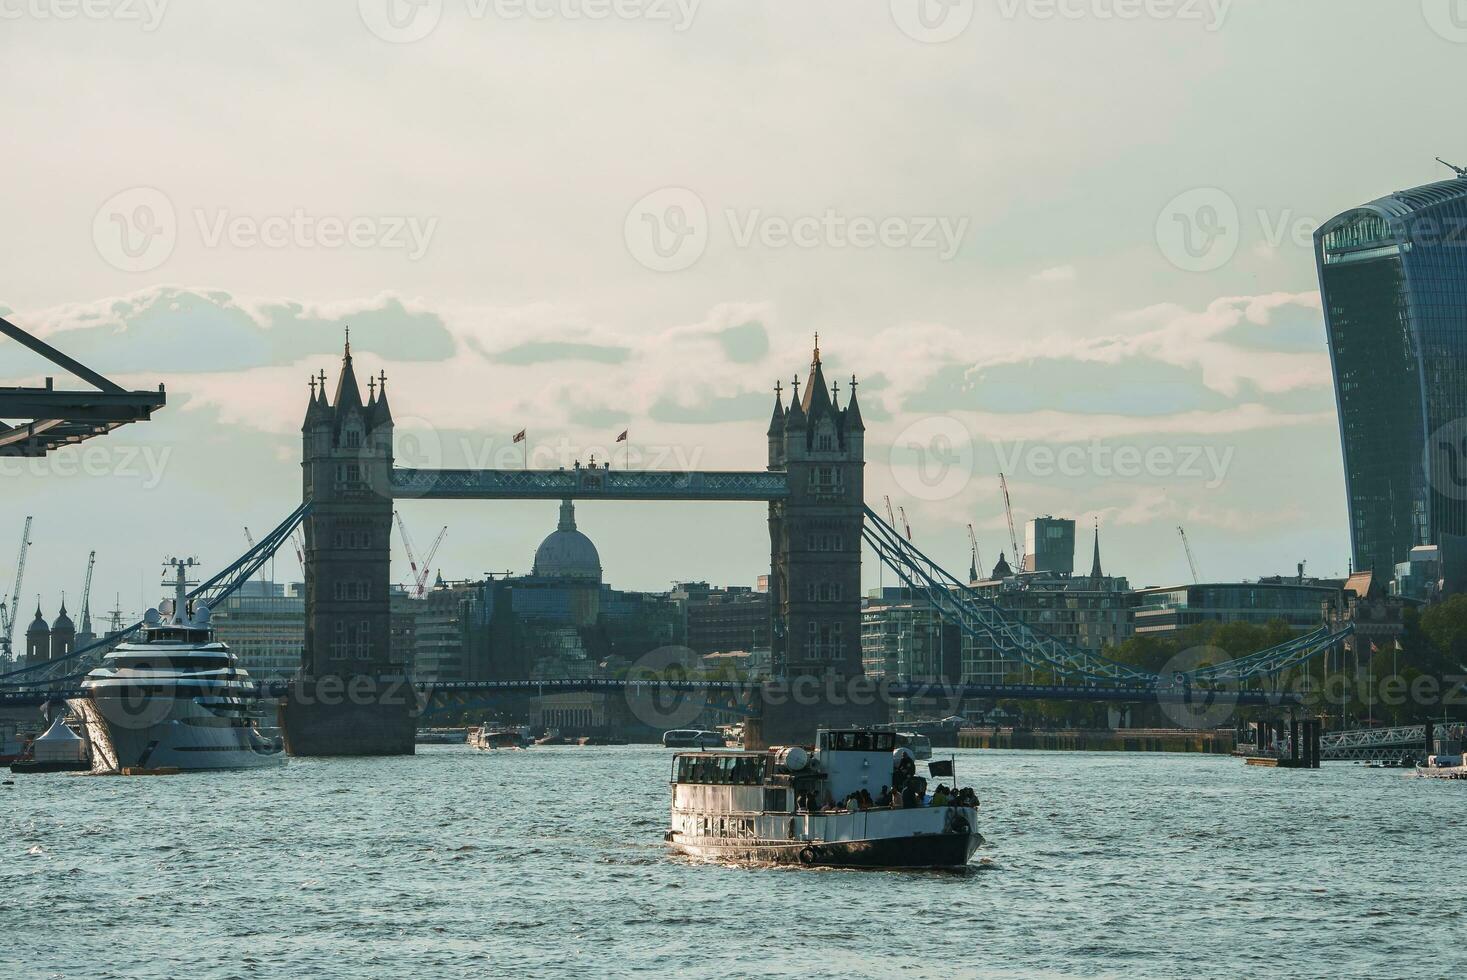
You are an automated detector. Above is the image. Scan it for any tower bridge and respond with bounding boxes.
[1,335,1350,752]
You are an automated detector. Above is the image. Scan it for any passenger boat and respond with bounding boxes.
[667,728,982,869]
[68,561,285,773]
[662,729,726,749]
[468,725,530,749]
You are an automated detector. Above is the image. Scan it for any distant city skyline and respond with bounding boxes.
[3,2,1466,614]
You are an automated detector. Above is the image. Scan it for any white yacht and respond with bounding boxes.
[667,729,982,869]
[69,561,285,773]
[662,729,726,749]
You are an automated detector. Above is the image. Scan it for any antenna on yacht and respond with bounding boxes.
[161,557,200,620]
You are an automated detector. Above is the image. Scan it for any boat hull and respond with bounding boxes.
[71,695,285,773]
[668,829,982,869]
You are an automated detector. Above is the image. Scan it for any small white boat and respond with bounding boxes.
[662,729,726,749]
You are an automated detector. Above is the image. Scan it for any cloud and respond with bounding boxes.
[1030,264,1077,283]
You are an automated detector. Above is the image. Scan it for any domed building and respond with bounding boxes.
[529,500,602,628]
[26,603,49,665]
[50,600,75,661]
[532,500,602,582]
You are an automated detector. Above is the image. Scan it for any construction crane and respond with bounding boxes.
[897,506,913,542]
[967,523,983,583]
[1178,525,1201,584]
[883,494,898,529]
[999,473,1022,568]
[1,516,33,662]
[394,511,448,598]
[417,526,448,597]
[79,550,96,637]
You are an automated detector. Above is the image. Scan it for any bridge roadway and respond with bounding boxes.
[389,467,789,501]
[0,678,1305,709]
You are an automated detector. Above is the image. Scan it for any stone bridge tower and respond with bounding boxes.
[767,338,865,680]
[285,334,412,755]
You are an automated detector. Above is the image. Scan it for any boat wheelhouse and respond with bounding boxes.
[667,728,981,869]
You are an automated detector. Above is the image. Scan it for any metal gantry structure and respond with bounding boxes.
[0,315,166,456]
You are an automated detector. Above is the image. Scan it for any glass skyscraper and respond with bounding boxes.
[1315,171,1467,583]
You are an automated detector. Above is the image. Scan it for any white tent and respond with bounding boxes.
[31,717,87,763]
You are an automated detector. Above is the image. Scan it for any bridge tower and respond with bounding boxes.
[767,338,865,680]
[284,334,413,755]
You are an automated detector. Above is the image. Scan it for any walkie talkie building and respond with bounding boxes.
[1315,169,1467,586]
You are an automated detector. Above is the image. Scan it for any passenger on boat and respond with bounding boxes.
[875,785,891,807]
[930,785,950,806]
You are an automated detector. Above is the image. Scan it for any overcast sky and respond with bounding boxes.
[3,1,1465,619]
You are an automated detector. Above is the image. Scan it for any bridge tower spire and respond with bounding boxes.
[767,337,864,680]
[288,332,412,756]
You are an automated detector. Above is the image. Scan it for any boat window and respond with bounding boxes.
[675,754,767,785]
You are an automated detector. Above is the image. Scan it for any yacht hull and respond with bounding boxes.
[72,695,285,773]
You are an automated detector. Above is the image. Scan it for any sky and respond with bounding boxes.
[2,0,1466,621]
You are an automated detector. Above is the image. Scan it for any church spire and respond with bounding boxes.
[1089,521,1104,580]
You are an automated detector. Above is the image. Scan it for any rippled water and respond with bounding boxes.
[4,746,1465,979]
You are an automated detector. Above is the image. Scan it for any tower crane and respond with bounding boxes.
[999,473,1022,568]
[79,550,96,636]
[883,494,898,529]
[967,523,983,583]
[897,506,913,542]
[394,511,448,598]
[1,516,33,662]
[1178,525,1201,584]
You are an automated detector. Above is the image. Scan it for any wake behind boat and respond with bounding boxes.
[69,558,285,774]
[667,728,982,869]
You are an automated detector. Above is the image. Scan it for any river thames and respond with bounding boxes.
[4,746,1464,979]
